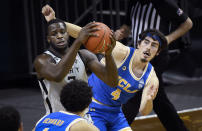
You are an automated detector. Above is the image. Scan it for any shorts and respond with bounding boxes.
[87,102,132,131]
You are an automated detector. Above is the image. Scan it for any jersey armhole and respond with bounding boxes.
[145,67,154,86]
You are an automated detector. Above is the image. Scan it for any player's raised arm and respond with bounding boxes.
[139,69,159,116]
[41,4,118,87]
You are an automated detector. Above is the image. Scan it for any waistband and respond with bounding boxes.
[92,97,119,107]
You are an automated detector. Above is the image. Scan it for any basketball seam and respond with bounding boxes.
[93,25,106,52]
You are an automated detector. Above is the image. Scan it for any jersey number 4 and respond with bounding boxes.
[111,88,121,100]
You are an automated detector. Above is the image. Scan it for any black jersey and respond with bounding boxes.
[125,0,188,47]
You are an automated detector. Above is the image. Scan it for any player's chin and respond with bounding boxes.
[140,58,148,63]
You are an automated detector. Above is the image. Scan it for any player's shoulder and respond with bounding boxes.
[150,69,159,84]
[145,67,158,85]
[34,53,52,62]
[34,53,55,65]
[112,41,130,63]
[70,120,99,131]
[34,53,55,74]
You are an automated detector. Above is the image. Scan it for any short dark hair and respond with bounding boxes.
[60,80,93,113]
[46,18,67,36]
[47,18,66,29]
[137,29,168,51]
[0,106,21,131]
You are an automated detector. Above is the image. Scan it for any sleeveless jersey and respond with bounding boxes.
[88,47,153,106]
[38,50,88,114]
[35,111,85,131]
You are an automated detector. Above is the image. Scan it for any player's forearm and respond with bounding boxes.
[121,24,131,38]
[139,98,153,116]
[52,39,82,82]
[166,17,193,44]
[104,54,118,87]
[65,22,82,38]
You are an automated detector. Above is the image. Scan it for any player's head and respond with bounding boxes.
[47,18,69,52]
[0,106,23,131]
[136,29,167,62]
[60,80,93,115]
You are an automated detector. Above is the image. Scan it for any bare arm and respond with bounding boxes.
[114,24,131,41]
[166,17,193,44]
[139,69,159,116]
[34,37,83,82]
[36,6,99,82]
[79,35,118,87]
[66,24,118,87]
[70,120,99,131]
[42,5,118,86]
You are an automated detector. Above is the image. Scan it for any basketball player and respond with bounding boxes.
[34,80,99,131]
[0,106,23,131]
[35,5,118,114]
[87,29,166,131]
[59,24,166,130]
[115,1,192,130]
[43,5,167,130]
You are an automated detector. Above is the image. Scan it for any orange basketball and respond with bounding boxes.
[84,22,111,54]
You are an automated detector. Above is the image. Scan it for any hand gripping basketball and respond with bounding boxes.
[84,22,112,54]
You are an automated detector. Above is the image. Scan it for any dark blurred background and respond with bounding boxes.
[0,0,202,87]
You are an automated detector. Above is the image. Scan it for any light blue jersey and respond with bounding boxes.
[88,47,153,106]
[35,111,84,131]
[87,47,153,131]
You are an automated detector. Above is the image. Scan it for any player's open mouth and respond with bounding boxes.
[143,51,151,57]
[57,41,65,46]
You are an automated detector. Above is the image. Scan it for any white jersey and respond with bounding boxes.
[38,50,88,114]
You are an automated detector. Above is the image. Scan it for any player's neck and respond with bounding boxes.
[49,47,69,58]
[70,111,85,117]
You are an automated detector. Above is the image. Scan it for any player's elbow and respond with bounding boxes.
[139,100,153,116]
[185,17,193,30]
[139,108,152,116]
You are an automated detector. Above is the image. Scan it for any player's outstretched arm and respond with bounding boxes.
[139,69,159,116]
[35,5,98,82]
[79,34,118,87]
[42,5,118,87]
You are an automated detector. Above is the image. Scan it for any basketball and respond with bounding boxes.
[84,22,111,54]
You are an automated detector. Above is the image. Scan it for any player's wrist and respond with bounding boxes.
[104,53,112,58]
[74,38,84,46]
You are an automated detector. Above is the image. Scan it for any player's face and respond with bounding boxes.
[138,36,159,62]
[47,23,69,52]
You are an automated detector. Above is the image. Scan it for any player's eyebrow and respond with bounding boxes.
[144,38,159,45]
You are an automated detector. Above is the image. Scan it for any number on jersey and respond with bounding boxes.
[43,128,49,131]
[111,88,121,100]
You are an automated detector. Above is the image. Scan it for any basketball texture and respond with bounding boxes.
[84,22,111,54]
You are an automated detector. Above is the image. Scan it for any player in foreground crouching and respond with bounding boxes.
[34,80,99,131]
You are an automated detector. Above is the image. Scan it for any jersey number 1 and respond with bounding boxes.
[111,88,121,100]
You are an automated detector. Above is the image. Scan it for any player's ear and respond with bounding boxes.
[156,49,160,56]
[19,122,23,131]
[47,36,51,43]
[136,41,140,49]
